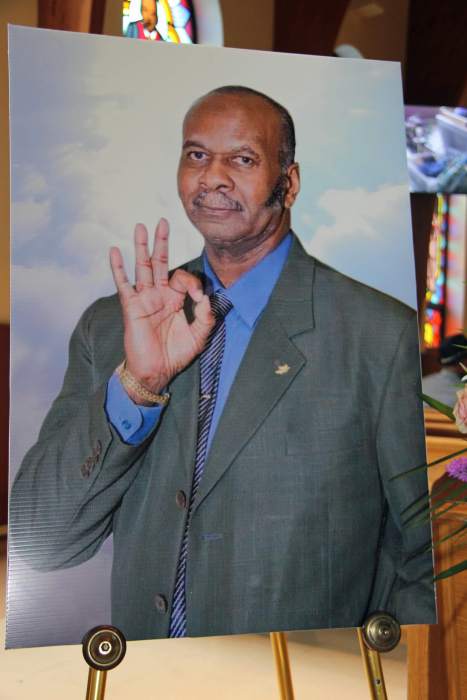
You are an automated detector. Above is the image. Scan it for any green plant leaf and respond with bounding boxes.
[422,393,455,420]
[406,496,467,527]
[433,522,467,549]
[422,522,467,552]
[391,446,467,480]
[405,487,467,526]
[434,559,467,581]
[401,476,466,516]
[400,489,429,514]
[403,482,467,526]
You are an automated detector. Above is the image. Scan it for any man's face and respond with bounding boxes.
[141,0,157,31]
[177,94,298,252]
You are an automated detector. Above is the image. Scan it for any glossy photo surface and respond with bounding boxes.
[7,26,435,648]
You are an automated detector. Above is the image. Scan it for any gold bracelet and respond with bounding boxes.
[116,361,170,406]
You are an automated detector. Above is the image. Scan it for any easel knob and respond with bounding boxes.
[358,612,401,699]
[82,625,127,700]
[361,612,401,653]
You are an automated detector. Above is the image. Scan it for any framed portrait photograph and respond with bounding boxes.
[7,25,436,648]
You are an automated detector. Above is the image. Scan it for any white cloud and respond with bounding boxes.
[11,165,51,241]
[21,168,48,197]
[12,263,114,336]
[305,184,416,306]
[12,199,51,241]
[310,184,408,254]
[63,221,117,267]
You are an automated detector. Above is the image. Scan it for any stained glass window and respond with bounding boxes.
[424,194,449,347]
[123,0,196,44]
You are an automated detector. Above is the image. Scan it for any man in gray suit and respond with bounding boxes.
[11,86,436,640]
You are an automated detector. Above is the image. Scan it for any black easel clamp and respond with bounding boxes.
[82,625,127,700]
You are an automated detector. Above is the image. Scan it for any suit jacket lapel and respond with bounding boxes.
[192,234,316,513]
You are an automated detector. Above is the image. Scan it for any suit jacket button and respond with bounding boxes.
[154,594,168,613]
[175,490,187,509]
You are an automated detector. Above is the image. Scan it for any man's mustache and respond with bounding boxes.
[193,191,243,211]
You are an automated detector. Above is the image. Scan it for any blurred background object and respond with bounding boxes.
[422,333,467,406]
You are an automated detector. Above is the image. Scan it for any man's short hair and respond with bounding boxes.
[195,85,296,171]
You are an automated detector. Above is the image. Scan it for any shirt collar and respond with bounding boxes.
[202,232,292,329]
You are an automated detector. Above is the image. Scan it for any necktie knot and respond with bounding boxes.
[209,291,233,320]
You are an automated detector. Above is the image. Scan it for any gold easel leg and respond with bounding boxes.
[270,632,295,700]
[85,669,107,700]
[357,628,388,700]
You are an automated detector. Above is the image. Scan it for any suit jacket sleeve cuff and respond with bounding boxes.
[105,372,164,444]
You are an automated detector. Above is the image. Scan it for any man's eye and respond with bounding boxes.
[188,151,207,161]
[232,155,254,166]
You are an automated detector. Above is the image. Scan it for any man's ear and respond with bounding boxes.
[284,163,300,209]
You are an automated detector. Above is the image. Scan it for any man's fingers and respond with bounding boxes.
[192,293,215,326]
[169,268,204,301]
[151,218,170,287]
[110,247,135,302]
[134,223,154,291]
[190,294,216,343]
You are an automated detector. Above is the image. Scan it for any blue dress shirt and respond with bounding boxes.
[105,232,292,447]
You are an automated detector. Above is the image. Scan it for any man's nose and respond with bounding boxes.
[199,157,233,190]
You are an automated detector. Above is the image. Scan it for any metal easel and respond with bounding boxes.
[82,626,126,700]
[358,612,402,700]
[81,612,401,700]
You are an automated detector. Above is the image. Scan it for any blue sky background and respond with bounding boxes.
[8,26,416,647]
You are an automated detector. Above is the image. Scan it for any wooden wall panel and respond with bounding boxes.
[405,0,467,106]
[219,0,274,51]
[38,0,106,34]
[90,0,107,34]
[273,0,349,56]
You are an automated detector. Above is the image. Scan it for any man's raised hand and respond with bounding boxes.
[110,219,214,402]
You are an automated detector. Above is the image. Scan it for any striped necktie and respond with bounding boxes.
[169,290,233,637]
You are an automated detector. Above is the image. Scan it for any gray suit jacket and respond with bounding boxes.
[10,234,436,639]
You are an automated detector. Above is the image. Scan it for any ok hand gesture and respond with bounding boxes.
[110,219,214,402]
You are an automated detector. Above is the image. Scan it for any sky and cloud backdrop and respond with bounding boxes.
[8,26,416,646]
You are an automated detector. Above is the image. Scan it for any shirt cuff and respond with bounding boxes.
[105,372,163,444]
